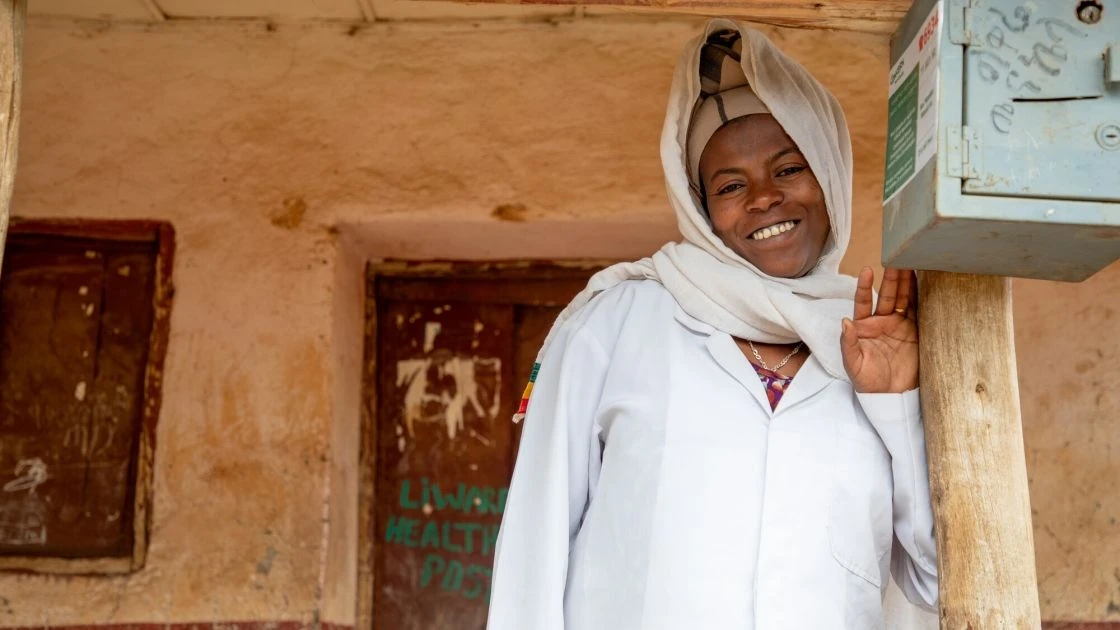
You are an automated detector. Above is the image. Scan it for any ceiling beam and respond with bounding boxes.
[417,0,911,33]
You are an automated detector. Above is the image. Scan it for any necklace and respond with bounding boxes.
[747,339,803,375]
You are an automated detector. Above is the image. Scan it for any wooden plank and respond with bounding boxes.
[918,271,1042,629]
[0,0,25,278]
[131,222,175,571]
[418,0,911,33]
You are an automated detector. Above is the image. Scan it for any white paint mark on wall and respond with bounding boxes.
[78,286,89,296]
[3,459,48,494]
[468,429,493,447]
[0,499,47,546]
[397,436,406,453]
[1,458,50,546]
[423,322,442,353]
[396,356,502,439]
[0,461,50,545]
[473,320,484,334]
[82,303,95,317]
[63,421,116,458]
[74,381,87,401]
[117,265,131,277]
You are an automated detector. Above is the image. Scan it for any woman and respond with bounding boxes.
[487,20,938,630]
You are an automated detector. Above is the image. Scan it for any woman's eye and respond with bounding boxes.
[777,165,806,177]
[717,183,744,195]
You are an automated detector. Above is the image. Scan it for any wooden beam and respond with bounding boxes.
[918,272,1042,629]
[418,0,911,34]
[0,0,24,279]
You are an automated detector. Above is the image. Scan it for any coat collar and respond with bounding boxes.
[675,305,834,415]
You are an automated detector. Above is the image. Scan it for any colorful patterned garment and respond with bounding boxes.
[751,363,793,411]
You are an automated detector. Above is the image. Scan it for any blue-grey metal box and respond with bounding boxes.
[882,0,1120,281]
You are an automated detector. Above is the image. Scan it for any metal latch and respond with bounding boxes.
[947,125,982,180]
[948,0,972,45]
[1108,44,1120,85]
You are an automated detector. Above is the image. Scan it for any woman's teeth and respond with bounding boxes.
[750,220,797,241]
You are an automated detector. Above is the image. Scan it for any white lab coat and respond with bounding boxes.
[488,280,938,630]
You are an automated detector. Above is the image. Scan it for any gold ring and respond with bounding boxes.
[894,307,907,315]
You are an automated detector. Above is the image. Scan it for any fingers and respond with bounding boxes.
[853,266,874,320]
[840,317,862,377]
[896,269,915,317]
[874,267,901,316]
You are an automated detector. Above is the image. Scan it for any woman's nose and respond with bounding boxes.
[746,180,784,213]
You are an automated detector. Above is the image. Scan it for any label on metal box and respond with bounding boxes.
[883,1,943,203]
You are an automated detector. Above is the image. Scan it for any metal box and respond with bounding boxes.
[882,0,1120,281]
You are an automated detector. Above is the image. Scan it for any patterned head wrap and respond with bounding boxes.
[686,30,772,192]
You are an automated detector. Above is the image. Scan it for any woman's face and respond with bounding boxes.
[699,114,831,279]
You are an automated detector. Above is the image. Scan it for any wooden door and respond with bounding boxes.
[0,231,159,559]
[365,263,598,630]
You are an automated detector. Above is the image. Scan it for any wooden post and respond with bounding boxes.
[0,0,25,278]
[918,271,1041,629]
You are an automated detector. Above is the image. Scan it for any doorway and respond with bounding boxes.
[358,261,600,630]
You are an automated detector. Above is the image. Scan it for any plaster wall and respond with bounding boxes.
[3,15,1117,626]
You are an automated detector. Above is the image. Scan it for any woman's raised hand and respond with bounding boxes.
[840,267,919,393]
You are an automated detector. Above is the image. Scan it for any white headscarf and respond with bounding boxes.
[517,19,859,420]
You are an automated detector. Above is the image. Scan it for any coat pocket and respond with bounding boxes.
[826,432,894,590]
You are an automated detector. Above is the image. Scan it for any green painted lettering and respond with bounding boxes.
[420,520,440,549]
[399,480,420,510]
[496,487,508,514]
[465,486,483,514]
[463,564,492,600]
[441,521,464,553]
[453,522,482,554]
[478,488,497,514]
[432,482,464,512]
[481,524,500,556]
[441,559,464,592]
[420,553,445,588]
[384,515,419,548]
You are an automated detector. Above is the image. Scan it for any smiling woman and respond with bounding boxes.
[699,115,831,280]
[488,19,938,630]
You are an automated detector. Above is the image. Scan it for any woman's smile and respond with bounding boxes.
[748,219,798,241]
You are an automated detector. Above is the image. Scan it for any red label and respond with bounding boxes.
[919,10,940,51]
